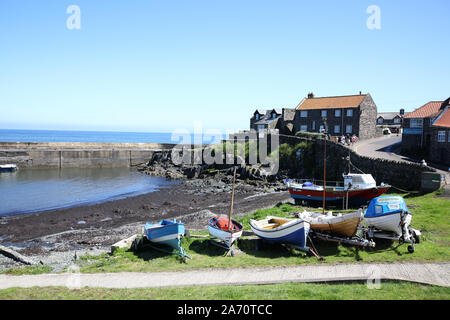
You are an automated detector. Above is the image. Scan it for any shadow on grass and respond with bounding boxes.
[237,238,306,259]
[187,238,232,257]
[129,241,192,262]
[362,238,410,256]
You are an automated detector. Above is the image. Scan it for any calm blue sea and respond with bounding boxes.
[0,129,224,144]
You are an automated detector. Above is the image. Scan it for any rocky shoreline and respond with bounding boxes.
[0,162,292,272]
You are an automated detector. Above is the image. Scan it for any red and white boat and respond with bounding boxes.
[286,173,390,207]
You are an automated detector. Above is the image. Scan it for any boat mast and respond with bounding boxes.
[322,118,327,215]
[228,166,237,231]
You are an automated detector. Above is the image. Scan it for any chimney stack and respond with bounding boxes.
[307,92,314,99]
[359,91,362,95]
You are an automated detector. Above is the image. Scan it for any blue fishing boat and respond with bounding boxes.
[0,164,17,172]
[364,196,420,253]
[136,218,191,260]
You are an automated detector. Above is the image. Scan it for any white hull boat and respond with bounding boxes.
[364,196,420,253]
[250,216,310,250]
[208,218,243,248]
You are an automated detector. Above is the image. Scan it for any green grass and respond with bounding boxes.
[0,281,448,300]
[0,264,53,275]
[72,191,450,274]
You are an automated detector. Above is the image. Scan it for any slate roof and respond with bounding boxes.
[377,112,401,120]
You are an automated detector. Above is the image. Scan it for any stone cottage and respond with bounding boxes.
[293,92,378,140]
[429,101,450,166]
[401,99,449,160]
[377,110,404,133]
[249,108,296,135]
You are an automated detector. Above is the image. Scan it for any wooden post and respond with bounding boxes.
[322,118,327,215]
[228,166,237,231]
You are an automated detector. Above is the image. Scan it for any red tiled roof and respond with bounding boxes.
[296,94,367,110]
[433,107,450,128]
[403,101,443,119]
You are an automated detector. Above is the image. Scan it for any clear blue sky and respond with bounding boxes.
[0,0,449,133]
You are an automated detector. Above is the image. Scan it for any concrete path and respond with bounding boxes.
[1,262,449,289]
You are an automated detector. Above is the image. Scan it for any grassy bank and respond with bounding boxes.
[0,281,449,300]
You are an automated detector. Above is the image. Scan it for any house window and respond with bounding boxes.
[377,118,383,124]
[312,121,316,131]
[334,125,340,134]
[410,119,423,128]
[394,117,400,124]
[437,131,446,142]
[300,110,308,118]
[321,110,327,118]
[346,109,353,117]
[255,114,259,120]
[257,125,265,132]
[346,125,352,134]
[271,113,277,119]
[335,109,341,117]
[300,125,308,132]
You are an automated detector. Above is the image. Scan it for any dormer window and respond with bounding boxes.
[377,118,383,124]
[271,113,277,119]
[255,113,260,120]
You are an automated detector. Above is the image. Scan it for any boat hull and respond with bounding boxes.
[0,164,17,172]
[288,186,390,207]
[144,220,185,250]
[208,218,243,248]
[364,211,412,236]
[298,210,363,238]
[250,216,310,248]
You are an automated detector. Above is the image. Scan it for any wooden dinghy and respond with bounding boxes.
[208,166,243,253]
[296,209,363,238]
[208,217,243,249]
[132,218,191,261]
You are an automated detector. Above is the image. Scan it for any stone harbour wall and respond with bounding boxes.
[0,142,176,169]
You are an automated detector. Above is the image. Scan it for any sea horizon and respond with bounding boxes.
[0,128,226,144]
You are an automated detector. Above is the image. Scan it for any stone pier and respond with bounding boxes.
[0,142,176,169]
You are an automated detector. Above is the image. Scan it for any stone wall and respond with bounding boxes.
[276,134,435,191]
[0,142,175,169]
[358,94,378,140]
[311,139,435,191]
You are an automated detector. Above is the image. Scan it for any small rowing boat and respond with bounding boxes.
[295,209,363,238]
[144,219,186,249]
[208,216,243,249]
[208,166,243,252]
[249,216,310,250]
